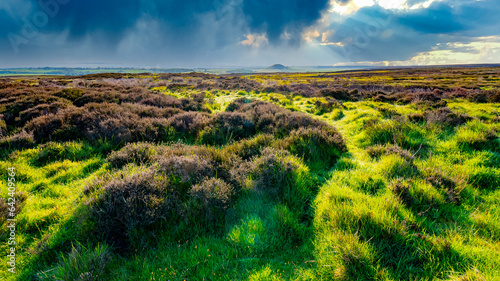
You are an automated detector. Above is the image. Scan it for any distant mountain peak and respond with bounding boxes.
[267,64,288,70]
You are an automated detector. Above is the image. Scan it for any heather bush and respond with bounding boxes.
[224,134,274,160]
[425,108,473,127]
[73,92,121,106]
[407,113,426,123]
[187,178,236,228]
[107,142,160,168]
[228,100,308,135]
[276,127,347,168]
[167,112,210,137]
[137,94,182,108]
[372,93,397,103]
[180,93,206,111]
[392,181,416,207]
[25,103,176,144]
[0,118,6,137]
[426,173,460,205]
[405,91,443,105]
[200,112,255,145]
[157,155,215,194]
[26,112,70,143]
[251,148,296,199]
[225,97,252,112]
[0,131,35,151]
[274,112,325,137]
[367,144,414,163]
[468,92,488,103]
[488,90,500,103]
[18,102,71,126]
[250,148,313,210]
[1,94,70,125]
[319,88,355,101]
[122,103,183,118]
[93,170,176,247]
[55,88,85,101]
[376,106,399,118]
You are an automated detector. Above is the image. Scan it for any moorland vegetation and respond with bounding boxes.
[0,67,499,280]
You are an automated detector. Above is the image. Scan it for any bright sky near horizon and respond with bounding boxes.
[0,0,499,68]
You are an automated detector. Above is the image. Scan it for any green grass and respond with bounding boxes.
[2,87,500,280]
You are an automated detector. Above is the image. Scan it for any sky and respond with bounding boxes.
[1,0,499,68]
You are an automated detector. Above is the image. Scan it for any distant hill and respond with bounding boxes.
[267,64,289,70]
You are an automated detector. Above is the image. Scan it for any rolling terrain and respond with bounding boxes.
[1,67,500,280]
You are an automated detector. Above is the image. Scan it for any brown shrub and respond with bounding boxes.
[251,148,297,200]
[187,178,236,227]
[0,192,28,224]
[376,107,399,118]
[200,112,255,145]
[449,87,469,98]
[392,181,416,206]
[0,118,6,137]
[26,103,174,144]
[425,108,473,127]
[274,112,324,136]
[277,127,346,167]
[137,94,182,108]
[93,170,176,248]
[367,144,414,163]
[122,103,183,118]
[224,134,274,160]
[25,112,68,142]
[407,113,426,123]
[179,93,206,111]
[73,92,121,106]
[225,97,252,112]
[0,131,35,150]
[18,102,71,126]
[107,142,160,168]
[319,88,358,101]
[55,88,85,101]
[167,112,210,136]
[314,98,343,114]
[488,90,500,103]
[157,155,215,192]
[426,174,460,205]
[1,94,70,125]
[468,92,488,103]
[373,93,397,103]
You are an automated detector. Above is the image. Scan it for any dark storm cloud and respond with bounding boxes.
[3,0,331,46]
[1,0,500,66]
[398,2,464,34]
[241,0,330,44]
[0,10,18,40]
[398,0,500,35]
[42,0,142,40]
[17,0,217,42]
